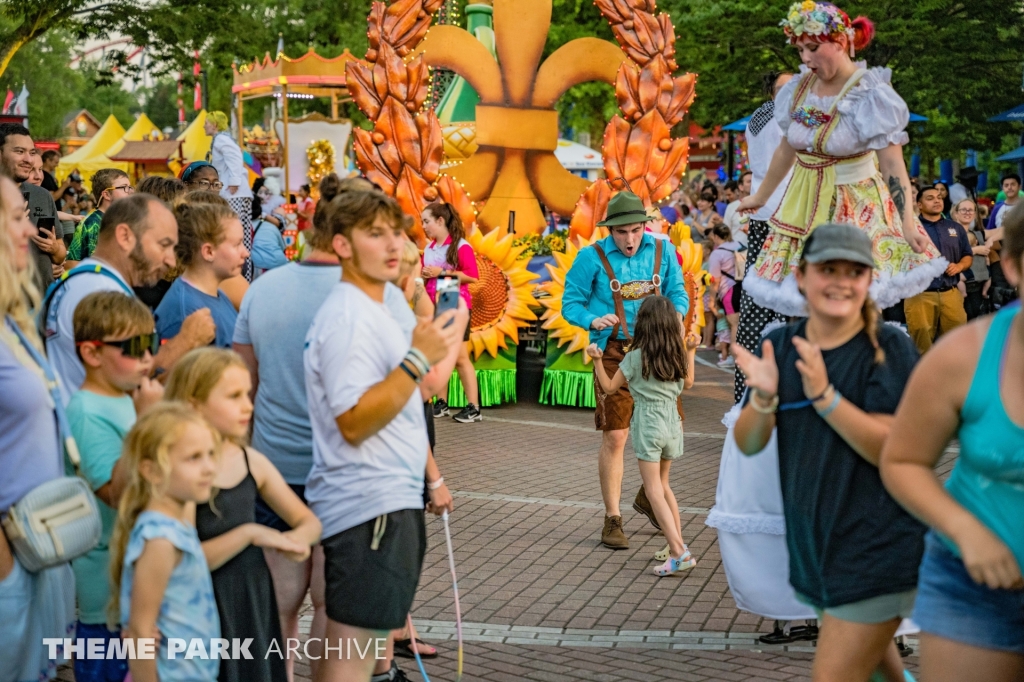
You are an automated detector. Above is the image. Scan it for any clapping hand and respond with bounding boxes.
[733,340,778,400]
[791,336,829,400]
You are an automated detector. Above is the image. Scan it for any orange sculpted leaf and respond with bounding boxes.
[661,72,696,126]
[657,13,678,70]
[649,139,688,203]
[620,116,656,190]
[417,110,443,181]
[637,54,667,113]
[353,128,398,193]
[378,43,410,102]
[395,165,433,240]
[382,0,440,53]
[382,98,421,172]
[594,0,628,24]
[615,62,641,120]
[569,181,611,242]
[436,174,477,229]
[374,101,408,178]
[346,60,383,120]
[406,55,430,111]
[366,2,386,54]
[602,116,631,184]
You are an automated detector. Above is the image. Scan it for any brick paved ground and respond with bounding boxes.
[289,350,924,681]
[57,351,930,682]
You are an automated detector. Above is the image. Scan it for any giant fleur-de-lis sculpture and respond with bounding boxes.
[410,0,629,234]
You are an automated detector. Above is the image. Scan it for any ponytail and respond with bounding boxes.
[861,296,885,364]
[424,201,464,269]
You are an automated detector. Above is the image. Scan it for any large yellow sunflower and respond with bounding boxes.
[464,226,540,358]
[537,228,608,364]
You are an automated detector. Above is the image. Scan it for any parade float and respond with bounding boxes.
[343,0,700,407]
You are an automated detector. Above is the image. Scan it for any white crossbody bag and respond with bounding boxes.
[1,316,101,572]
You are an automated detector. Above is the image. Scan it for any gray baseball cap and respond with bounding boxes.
[800,223,875,268]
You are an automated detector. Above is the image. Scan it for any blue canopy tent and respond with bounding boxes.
[996,146,1024,162]
[988,104,1024,122]
[989,104,1024,178]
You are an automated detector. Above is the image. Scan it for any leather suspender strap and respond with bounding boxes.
[652,239,663,296]
[592,243,631,343]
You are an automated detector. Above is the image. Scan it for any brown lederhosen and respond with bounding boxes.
[591,239,685,431]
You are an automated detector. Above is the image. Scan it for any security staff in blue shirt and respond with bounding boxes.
[563,190,689,549]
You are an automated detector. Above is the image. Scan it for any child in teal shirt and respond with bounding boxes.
[589,295,698,576]
[67,291,161,682]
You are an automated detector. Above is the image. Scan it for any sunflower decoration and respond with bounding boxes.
[538,228,608,364]
[464,226,540,358]
[671,224,710,335]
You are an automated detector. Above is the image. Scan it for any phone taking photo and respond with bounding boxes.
[434,277,460,328]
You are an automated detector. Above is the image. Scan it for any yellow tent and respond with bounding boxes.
[168,111,212,176]
[56,115,128,188]
[105,113,159,158]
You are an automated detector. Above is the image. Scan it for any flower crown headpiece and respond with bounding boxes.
[781,1,854,43]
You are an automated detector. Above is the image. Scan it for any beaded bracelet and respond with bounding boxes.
[426,476,445,491]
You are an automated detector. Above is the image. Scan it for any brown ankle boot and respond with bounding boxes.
[633,485,662,531]
[601,515,628,549]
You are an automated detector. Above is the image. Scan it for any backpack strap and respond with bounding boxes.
[39,263,133,338]
[592,243,631,343]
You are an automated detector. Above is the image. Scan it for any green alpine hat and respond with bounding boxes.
[597,191,653,227]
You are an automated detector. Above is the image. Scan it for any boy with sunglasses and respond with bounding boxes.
[66,291,162,682]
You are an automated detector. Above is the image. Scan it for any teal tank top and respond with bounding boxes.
[946,306,1024,567]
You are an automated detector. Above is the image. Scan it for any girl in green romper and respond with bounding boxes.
[589,295,698,576]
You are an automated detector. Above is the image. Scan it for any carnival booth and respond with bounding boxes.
[55,115,127,188]
[233,48,357,196]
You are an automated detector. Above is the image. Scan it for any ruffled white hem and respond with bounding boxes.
[869,257,949,309]
[742,256,950,316]
[706,508,787,535]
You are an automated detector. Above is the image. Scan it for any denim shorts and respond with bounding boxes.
[913,532,1024,654]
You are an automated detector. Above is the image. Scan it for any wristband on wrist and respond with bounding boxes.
[816,388,842,418]
[398,361,422,383]
[426,476,444,490]
[809,384,833,403]
[750,391,779,414]
[407,347,432,372]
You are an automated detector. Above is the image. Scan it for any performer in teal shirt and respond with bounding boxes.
[563,191,688,550]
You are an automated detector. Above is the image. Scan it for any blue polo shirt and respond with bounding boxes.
[920,216,972,290]
[562,233,689,349]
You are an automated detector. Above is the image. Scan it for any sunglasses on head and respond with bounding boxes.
[77,333,160,359]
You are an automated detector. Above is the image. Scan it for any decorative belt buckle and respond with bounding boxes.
[620,280,656,300]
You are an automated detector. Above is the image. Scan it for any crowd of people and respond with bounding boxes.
[0,2,1023,681]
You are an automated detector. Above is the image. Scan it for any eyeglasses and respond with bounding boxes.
[957,208,976,214]
[107,184,135,194]
[77,333,160,359]
[187,180,224,191]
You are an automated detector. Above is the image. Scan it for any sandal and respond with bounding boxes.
[654,544,671,561]
[653,552,696,576]
[393,638,438,659]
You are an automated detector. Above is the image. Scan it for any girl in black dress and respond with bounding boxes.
[167,348,321,682]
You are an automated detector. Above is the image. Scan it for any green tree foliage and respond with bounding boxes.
[664,0,1024,161]
[0,0,91,78]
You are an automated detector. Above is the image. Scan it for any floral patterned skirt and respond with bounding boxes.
[745,174,947,316]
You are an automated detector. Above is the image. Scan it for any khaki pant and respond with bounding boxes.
[904,288,967,354]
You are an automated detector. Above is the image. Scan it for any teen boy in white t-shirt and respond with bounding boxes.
[303,190,465,682]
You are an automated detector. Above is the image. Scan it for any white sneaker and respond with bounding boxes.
[716,357,735,368]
